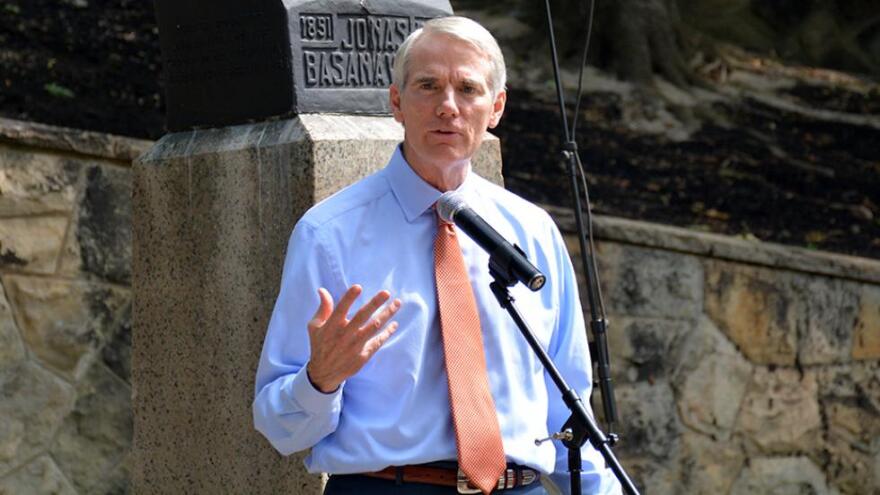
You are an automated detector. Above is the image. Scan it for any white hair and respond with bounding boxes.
[392,16,507,96]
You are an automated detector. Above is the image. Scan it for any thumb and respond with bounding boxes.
[311,287,334,326]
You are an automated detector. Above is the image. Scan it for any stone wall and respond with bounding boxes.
[0,118,150,493]
[1,118,878,494]
[550,209,880,495]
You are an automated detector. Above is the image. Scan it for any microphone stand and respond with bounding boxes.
[487,265,639,495]
[542,0,619,436]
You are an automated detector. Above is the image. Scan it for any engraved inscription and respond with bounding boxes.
[300,14,333,41]
[300,14,427,89]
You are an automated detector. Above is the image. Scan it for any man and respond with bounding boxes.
[253,16,621,495]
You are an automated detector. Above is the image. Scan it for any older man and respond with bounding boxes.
[253,16,621,495]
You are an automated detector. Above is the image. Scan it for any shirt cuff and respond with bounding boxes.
[289,367,343,415]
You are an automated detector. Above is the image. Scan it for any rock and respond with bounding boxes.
[821,402,880,493]
[596,243,703,319]
[614,381,682,462]
[815,361,880,412]
[730,456,839,495]
[673,318,753,441]
[87,454,130,495]
[704,260,798,365]
[0,216,68,274]
[815,362,880,493]
[102,301,131,383]
[612,381,683,495]
[736,367,822,454]
[607,317,691,385]
[796,276,859,365]
[678,430,745,494]
[0,145,79,216]
[0,362,75,477]
[52,363,131,493]
[3,275,129,379]
[0,455,77,495]
[853,284,880,360]
[0,284,25,374]
[60,164,132,284]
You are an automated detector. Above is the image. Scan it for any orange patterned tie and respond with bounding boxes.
[434,215,506,495]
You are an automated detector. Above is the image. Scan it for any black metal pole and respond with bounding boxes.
[543,0,618,431]
[488,279,640,495]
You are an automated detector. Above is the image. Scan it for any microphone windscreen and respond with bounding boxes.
[437,191,467,223]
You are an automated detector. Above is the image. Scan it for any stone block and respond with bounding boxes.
[0,283,25,374]
[607,317,692,385]
[596,242,703,319]
[51,363,131,493]
[815,362,880,493]
[0,362,75,477]
[614,381,682,462]
[0,145,80,216]
[853,284,880,360]
[677,431,745,495]
[821,403,880,493]
[0,216,68,274]
[730,456,838,495]
[736,367,822,454]
[102,301,131,384]
[673,317,753,441]
[58,164,132,284]
[0,455,77,495]
[704,260,798,365]
[796,276,859,365]
[815,361,880,414]
[612,381,683,495]
[3,275,129,380]
[87,454,130,495]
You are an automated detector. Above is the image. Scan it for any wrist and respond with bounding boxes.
[306,362,339,394]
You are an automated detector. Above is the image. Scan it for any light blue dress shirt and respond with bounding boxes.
[253,146,621,494]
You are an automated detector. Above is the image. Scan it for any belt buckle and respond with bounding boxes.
[456,469,482,494]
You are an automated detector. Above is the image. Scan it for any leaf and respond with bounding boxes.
[44,82,75,99]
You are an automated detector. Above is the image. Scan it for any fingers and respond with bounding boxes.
[364,321,399,356]
[308,288,335,331]
[359,297,401,336]
[348,290,392,330]
[324,285,363,328]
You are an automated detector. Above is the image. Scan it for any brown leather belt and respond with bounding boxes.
[364,464,540,493]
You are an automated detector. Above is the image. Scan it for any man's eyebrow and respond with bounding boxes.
[412,76,438,85]
[459,77,483,87]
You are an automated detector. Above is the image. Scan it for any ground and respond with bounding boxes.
[1,0,878,259]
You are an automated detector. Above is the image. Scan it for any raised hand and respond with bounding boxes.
[305,285,401,393]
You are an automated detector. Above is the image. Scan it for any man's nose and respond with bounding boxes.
[435,87,459,118]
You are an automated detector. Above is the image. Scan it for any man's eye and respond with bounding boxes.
[420,82,435,90]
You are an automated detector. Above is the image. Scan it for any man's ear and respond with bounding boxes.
[488,89,507,129]
[389,83,404,124]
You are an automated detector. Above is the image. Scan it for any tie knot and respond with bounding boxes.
[433,204,455,229]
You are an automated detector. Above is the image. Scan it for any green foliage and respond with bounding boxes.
[44,82,75,99]
[3,3,20,14]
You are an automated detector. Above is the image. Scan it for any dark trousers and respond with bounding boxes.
[324,474,550,494]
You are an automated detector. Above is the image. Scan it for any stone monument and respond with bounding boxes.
[133,1,503,493]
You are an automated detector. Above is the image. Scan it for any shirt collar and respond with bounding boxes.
[385,145,474,222]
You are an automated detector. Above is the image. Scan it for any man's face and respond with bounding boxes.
[390,32,506,176]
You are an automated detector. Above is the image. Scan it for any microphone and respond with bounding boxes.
[437,191,545,291]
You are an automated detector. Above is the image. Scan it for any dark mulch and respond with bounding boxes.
[495,89,880,259]
[2,0,878,259]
